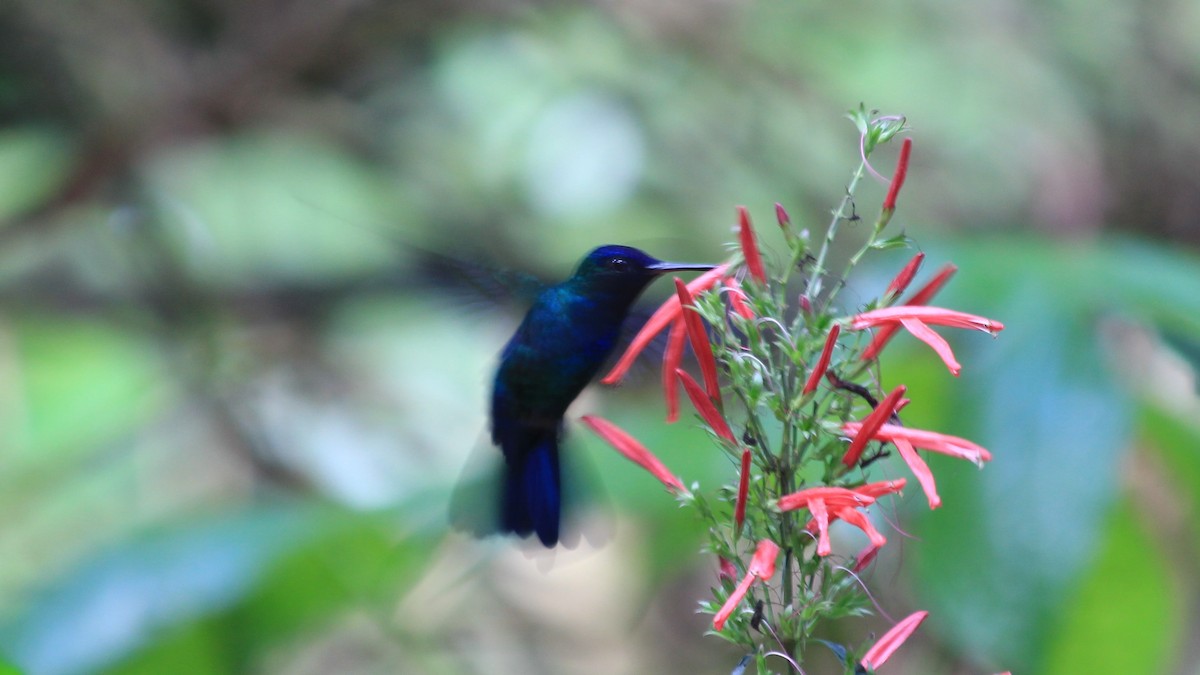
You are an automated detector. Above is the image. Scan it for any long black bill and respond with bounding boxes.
[649,262,717,273]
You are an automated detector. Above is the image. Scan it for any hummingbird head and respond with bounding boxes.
[561,243,710,312]
[570,245,714,298]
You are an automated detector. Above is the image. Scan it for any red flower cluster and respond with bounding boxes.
[577,178,1004,672]
[593,205,998,521]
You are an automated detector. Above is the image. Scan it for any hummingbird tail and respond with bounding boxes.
[501,433,561,547]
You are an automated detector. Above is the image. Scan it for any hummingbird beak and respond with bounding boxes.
[649,262,717,274]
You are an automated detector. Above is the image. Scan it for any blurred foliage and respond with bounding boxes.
[0,0,1199,673]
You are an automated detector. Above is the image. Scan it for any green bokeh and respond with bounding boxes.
[0,1,1198,673]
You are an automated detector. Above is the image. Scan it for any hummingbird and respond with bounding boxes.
[491,245,714,546]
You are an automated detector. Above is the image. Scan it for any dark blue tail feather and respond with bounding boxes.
[501,434,561,547]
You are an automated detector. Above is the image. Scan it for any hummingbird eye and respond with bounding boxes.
[606,257,630,271]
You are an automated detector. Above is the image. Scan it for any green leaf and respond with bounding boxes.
[1041,499,1180,674]
[1137,402,1200,543]
[1095,239,1200,385]
[0,505,312,674]
[845,103,871,136]
[98,621,229,675]
[0,502,441,675]
[1096,238,1200,341]
[868,233,913,250]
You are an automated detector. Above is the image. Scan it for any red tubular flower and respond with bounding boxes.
[775,202,790,229]
[662,318,687,423]
[748,539,780,577]
[714,578,754,629]
[842,384,907,467]
[852,306,1004,334]
[803,481,905,556]
[853,541,881,573]
[602,264,729,385]
[881,137,912,213]
[798,500,889,557]
[675,278,721,404]
[809,497,831,555]
[723,277,755,319]
[862,263,957,361]
[885,252,924,300]
[713,539,780,631]
[853,478,907,500]
[737,206,767,285]
[718,556,737,582]
[833,506,886,549]
[581,415,686,494]
[893,438,940,508]
[777,486,875,512]
[902,317,961,374]
[844,421,993,467]
[802,324,841,395]
[903,263,957,306]
[860,610,929,671]
[734,448,751,531]
[844,421,990,510]
[676,369,735,443]
[852,306,1004,376]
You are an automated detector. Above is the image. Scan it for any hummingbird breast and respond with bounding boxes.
[492,285,628,429]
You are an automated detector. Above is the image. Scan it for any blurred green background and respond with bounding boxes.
[1,0,1199,673]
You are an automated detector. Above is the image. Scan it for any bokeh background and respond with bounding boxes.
[1,0,1199,673]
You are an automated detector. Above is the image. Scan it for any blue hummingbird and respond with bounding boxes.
[491,245,714,546]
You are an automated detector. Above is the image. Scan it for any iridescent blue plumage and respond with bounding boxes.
[491,245,713,546]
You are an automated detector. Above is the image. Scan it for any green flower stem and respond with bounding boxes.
[804,159,868,303]
[820,212,892,315]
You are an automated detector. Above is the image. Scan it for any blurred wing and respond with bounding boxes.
[410,246,547,312]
